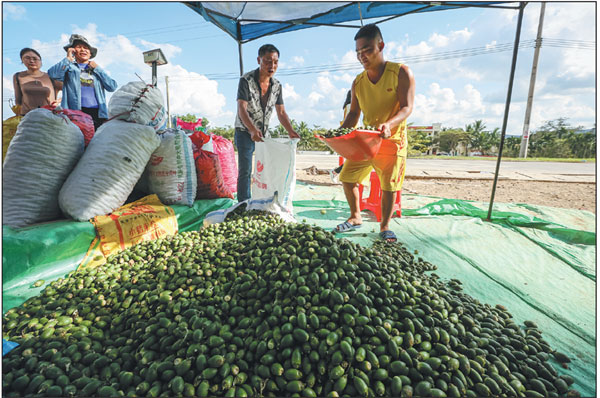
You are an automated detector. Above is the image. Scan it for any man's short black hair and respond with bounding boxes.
[354,24,383,41]
[258,44,280,57]
[20,48,42,60]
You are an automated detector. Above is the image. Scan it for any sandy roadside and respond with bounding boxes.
[297,169,597,214]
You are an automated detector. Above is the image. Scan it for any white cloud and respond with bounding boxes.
[307,91,324,107]
[539,4,596,80]
[341,50,358,65]
[333,73,355,84]
[419,28,472,50]
[528,98,594,130]
[384,40,404,58]
[291,56,305,66]
[459,84,485,115]
[428,33,449,48]
[30,37,66,65]
[412,83,491,128]
[276,73,349,128]
[449,28,472,42]
[496,8,518,26]
[542,3,594,39]
[314,74,337,95]
[557,49,595,80]
[485,40,498,50]
[3,76,15,96]
[3,3,26,20]
[491,104,505,116]
[282,83,300,102]
[405,41,433,57]
[156,64,228,123]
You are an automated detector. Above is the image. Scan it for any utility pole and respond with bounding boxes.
[519,2,546,158]
[165,76,171,128]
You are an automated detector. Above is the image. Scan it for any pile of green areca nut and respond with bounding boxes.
[2,210,578,397]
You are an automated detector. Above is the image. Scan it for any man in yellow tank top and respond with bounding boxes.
[335,24,415,243]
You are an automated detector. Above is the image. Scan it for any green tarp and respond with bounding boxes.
[293,182,596,397]
[2,183,595,395]
[2,198,233,314]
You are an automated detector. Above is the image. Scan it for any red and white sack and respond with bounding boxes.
[2,108,84,228]
[211,134,238,194]
[59,120,161,221]
[194,149,234,200]
[138,129,197,206]
[108,81,166,130]
[252,137,300,213]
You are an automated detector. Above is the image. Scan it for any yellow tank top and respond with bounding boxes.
[354,62,407,150]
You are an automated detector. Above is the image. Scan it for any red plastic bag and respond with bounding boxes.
[177,117,202,131]
[211,135,238,193]
[189,130,211,148]
[42,106,95,146]
[194,149,234,199]
[315,129,382,162]
[190,131,237,194]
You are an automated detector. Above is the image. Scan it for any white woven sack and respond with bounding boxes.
[59,120,161,221]
[2,108,84,228]
[140,128,197,206]
[108,81,166,130]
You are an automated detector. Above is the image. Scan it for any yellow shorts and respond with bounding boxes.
[338,140,406,192]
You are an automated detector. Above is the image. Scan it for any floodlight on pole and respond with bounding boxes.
[143,48,167,87]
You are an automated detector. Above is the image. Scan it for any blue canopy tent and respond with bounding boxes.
[183,1,526,219]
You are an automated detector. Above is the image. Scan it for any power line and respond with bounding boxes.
[167,40,538,81]
[167,37,594,82]
[541,38,595,50]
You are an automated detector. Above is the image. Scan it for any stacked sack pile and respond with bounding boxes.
[2,81,237,228]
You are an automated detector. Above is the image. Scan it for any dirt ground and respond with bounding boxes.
[297,168,597,214]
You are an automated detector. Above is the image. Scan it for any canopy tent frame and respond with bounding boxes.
[185,2,522,45]
[184,1,528,221]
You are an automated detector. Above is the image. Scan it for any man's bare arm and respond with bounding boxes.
[378,64,415,138]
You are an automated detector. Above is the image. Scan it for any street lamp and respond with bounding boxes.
[143,48,167,87]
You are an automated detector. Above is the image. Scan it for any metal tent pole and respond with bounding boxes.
[486,2,526,222]
[357,2,364,26]
[237,22,244,76]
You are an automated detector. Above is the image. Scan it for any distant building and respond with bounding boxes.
[408,123,442,154]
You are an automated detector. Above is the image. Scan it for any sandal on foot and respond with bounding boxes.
[379,230,397,243]
[333,221,362,233]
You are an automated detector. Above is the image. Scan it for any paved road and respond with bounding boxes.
[297,153,596,182]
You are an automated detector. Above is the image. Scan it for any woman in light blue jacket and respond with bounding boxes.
[48,34,117,130]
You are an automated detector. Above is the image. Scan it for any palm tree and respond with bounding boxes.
[295,121,313,150]
[466,120,487,154]
[485,127,500,155]
[503,136,521,157]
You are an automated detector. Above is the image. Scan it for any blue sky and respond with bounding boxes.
[2,2,596,134]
